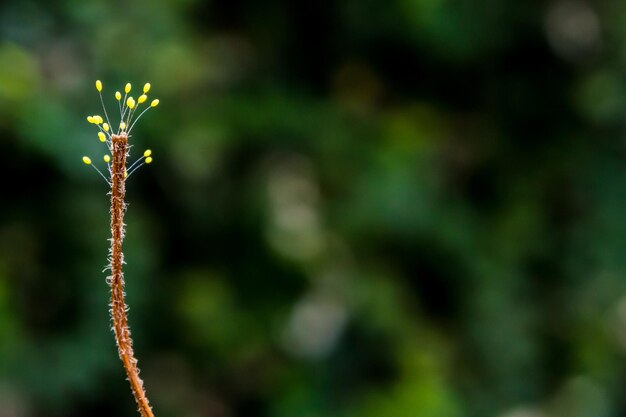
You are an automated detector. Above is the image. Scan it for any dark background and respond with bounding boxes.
[0,0,625,416]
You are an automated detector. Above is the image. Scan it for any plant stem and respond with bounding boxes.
[110,133,154,417]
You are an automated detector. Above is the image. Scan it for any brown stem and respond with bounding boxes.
[109,133,154,417]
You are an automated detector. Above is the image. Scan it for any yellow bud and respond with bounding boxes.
[120,122,126,130]
[87,116,94,124]
[115,91,121,100]
[143,83,151,93]
[127,97,135,109]
[138,94,147,104]
[125,83,131,93]
[98,132,106,142]
[82,156,92,165]
[103,123,109,132]
[124,170,128,178]
[96,80,102,92]
[145,156,153,164]
[94,115,103,124]
[104,155,111,163]
[143,149,152,157]
[151,99,159,107]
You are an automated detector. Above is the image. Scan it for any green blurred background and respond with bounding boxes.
[1,0,626,416]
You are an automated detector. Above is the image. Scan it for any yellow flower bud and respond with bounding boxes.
[145,156,153,164]
[120,122,126,130]
[96,80,102,92]
[125,83,131,93]
[82,156,92,165]
[143,83,151,93]
[103,123,109,132]
[138,94,147,104]
[127,97,135,109]
[94,115,103,124]
[87,116,94,124]
[104,155,111,163]
[115,91,121,100]
[143,149,152,157]
[98,132,106,142]
[150,99,159,107]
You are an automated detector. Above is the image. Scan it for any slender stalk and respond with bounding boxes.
[109,133,154,417]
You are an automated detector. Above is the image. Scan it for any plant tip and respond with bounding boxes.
[81,80,160,417]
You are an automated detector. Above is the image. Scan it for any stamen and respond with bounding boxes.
[82,155,110,184]
[121,83,130,123]
[116,91,123,120]
[96,80,113,133]
[128,100,158,133]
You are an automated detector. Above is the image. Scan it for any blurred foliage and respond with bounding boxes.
[1,0,626,416]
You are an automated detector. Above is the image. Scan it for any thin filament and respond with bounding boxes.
[126,162,144,179]
[90,163,111,185]
[126,156,145,173]
[118,99,123,123]
[99,91,113,132]
[128,107,152,133]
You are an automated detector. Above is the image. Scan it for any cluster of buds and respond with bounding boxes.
[82,80,159,182]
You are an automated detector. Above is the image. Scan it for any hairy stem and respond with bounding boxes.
[110,133,154,417]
